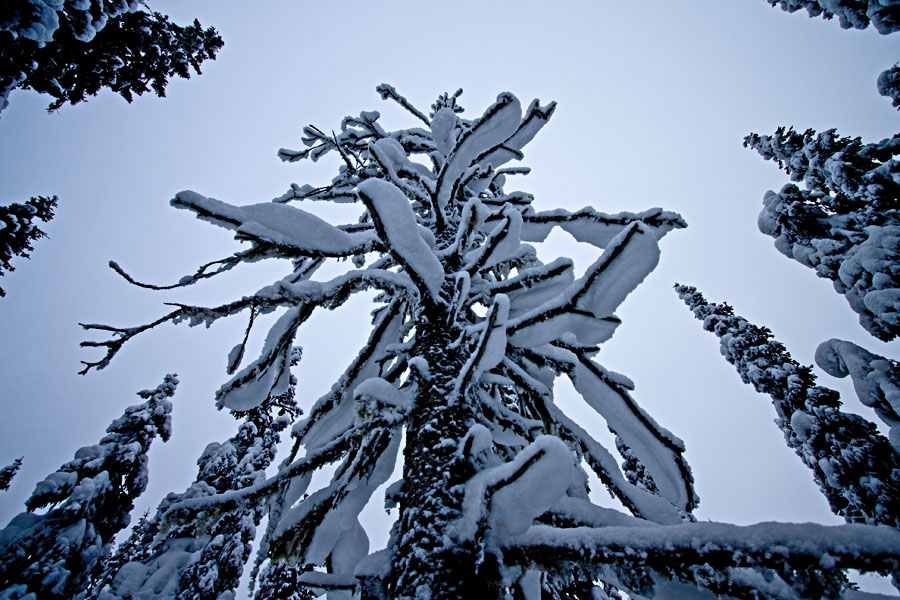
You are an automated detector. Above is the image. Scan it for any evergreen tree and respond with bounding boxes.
[0,374,177,600]
[761,0,900,34]
[252,561,316,600]
[0,2,222,113]
[96,387,297,600]
[744,127,900,340]
[0,457,22,491]
[0,195,56,297]
[80,86,900,599]
[677,285,900,528]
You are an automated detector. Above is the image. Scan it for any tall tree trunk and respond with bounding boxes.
[391,316,492,599]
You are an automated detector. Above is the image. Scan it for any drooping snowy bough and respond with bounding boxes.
[79,87,900,599]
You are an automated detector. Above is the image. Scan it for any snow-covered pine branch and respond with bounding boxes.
[760,0,900,34]
[0,374,177,600]
[816,338,900,451]
[677,284,900,528]
[744,127,900,341]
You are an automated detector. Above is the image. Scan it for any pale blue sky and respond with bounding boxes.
[0,1,898,592]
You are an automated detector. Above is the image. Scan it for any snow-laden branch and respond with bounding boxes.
[475,98,557,171]
[568,353,697,514]
[171,190,379,258]
[508,221,660,348]
[293,300,407,451]
[357,178,446,304]
[816,338,900,450]
[519,206,687,247]
[436,93,522,211]
[455,294,509,395]
[504,521,900,598]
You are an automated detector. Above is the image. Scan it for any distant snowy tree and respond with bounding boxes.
[0,374,177,600]
[677,285,900,528]
[761,0,900,33]
[744,127,900,340]
[95,387,296,600]
[0,2,222,113]
[0,457,22,491]
[81,86,900,599]
[0,194,56,297]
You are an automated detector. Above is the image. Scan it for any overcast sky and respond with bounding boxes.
[0,0,898,594]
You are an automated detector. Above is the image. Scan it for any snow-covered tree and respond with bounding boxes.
[0,2,222,113]
[761,0,900,34]
[81,86,900,599]
[0,194,56,297]
[0,457,22,491]
[95,385,297,600]
[677,285,900,529]
[0,374,177,600]
[744,127,900,341]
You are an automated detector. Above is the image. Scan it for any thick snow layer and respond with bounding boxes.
[520,207,686,247]
[171,191,375,256]
[507,520,900,568]
[508,222,659,348]
[570,357,692,512]
[215,306,301,411]
[436,93,522,209]
[453,436,575,541]
[357,179,445,302]
[816,338,900,450]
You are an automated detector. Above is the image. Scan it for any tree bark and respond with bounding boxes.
[390,315,490,599]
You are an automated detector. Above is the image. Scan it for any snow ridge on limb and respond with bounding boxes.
[357,178,445,304]
[171,191,377,258]
[816,338,900,451]
[519,206,687,248]
[509,221,660,348]
[0,374,177,600]
[568,354,697,514]
[677,284,900,528]
[504,520,900,600]
[435,92,522,212]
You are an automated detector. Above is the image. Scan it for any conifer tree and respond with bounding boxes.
[0,2,222,113]
[0,195,56,297]
[0,374,177,600]
[0,457,22,491]
[95,386,297,600]
[81,86,900,599]
[744,127,900,340]
[676,285,900,528]
[761,0,900,34]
